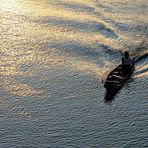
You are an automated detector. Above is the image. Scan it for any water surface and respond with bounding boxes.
[0,0,148,147]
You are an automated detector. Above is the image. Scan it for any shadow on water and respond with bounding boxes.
[104,85,123,103]
[135,52,148,63]
[35,16,118,39]
[42,40,118,66]
[48,1,95,13]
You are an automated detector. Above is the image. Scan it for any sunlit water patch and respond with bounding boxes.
[0,0,148,147]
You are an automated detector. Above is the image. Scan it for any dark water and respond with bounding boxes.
[0,0,148,147]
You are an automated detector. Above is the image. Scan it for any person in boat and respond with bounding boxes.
[121,51,133,72]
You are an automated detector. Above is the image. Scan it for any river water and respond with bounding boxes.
[0,0,148,147]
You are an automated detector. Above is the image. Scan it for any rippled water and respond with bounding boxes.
[0,0,148,147]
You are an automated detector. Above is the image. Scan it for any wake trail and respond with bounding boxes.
[134,52,148,63]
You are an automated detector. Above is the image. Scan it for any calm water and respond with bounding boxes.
[0,0,148,147]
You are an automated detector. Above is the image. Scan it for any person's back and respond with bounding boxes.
[121,51,133,71]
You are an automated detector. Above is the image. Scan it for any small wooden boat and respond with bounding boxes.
[104,64,134,89]
[104,63,135,102]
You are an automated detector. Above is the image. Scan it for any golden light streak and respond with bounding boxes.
[0,0,21,12]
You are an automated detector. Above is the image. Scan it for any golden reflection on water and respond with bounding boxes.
[20,0,96,20]
[0,0,147,97]
[0,0,23,12]
[0,0,17,9]
[3,79,43,96]
[134,64,148,78]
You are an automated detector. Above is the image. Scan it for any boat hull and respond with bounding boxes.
[104,64,134,102]
[104,64,134,89]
